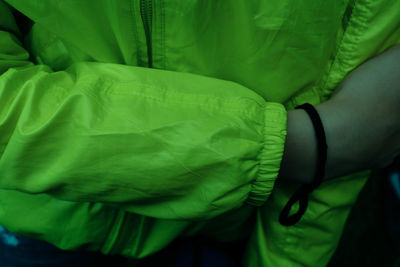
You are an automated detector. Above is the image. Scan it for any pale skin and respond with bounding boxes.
[279,45,400,184]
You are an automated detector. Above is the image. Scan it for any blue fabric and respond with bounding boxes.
[389,172,400,199]
[384,160,400,254]
[0,227,239,266]
[0,226,117,267]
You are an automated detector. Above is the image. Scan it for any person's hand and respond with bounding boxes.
[280,45,400,183]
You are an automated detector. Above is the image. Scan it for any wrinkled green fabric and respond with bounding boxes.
[0,0,398,266]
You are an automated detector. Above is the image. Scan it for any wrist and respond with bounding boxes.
[315,99,367,179]
[279,99,361,184]
[279,108,317,184]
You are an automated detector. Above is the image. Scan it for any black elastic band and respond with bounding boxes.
[297,103,328,189]
[279,103,328,226]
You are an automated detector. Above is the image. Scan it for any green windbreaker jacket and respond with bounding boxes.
[0,0,399,266]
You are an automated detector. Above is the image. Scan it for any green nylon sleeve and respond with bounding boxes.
[0,2,287,220]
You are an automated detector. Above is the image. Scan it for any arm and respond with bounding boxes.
[279,45,400,184]
[0,2,287,220]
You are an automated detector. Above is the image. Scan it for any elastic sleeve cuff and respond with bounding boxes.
[246,102,287,206]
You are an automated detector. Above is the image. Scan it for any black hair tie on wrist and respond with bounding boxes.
[279,103,328,226]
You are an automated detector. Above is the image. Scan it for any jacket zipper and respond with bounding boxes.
[140,0,153,68]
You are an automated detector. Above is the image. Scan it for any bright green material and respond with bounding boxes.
[0,0,398,266]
